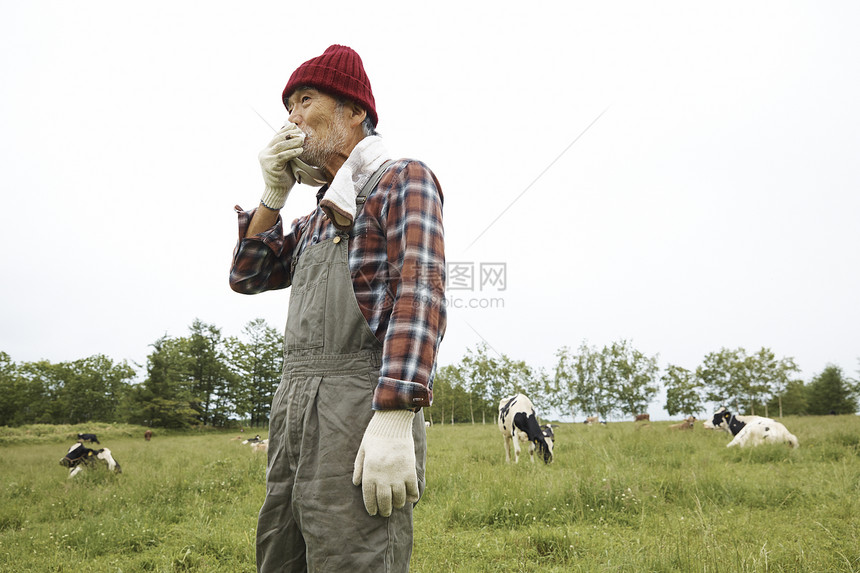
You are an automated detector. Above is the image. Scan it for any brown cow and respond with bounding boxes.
[634,413,650,422]
[144,429,152,441]
[668,416,696,430]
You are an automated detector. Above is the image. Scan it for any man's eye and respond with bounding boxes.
[302,96,311,104]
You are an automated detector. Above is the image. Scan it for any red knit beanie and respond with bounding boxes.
[282,45,378,127]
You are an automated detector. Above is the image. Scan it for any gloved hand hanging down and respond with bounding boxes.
[353,409,419,517]
[258,123,304,210]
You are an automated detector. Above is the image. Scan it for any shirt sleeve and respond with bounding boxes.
[372,162,447,410]
[228,206,307,294]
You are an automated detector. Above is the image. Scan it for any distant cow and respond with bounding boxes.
[540,424,557,441]
[584,416,599,425]
[77,433,100,444]
[634,414,650,422]
[708,407,799,448]
[668,416,696,430]
[498,394,554,464]
[60,443,121,477]
[242,435,263,445]
[144,430,152,441]
[251,439,269,453]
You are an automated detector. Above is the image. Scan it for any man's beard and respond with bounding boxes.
[300,114,349,168]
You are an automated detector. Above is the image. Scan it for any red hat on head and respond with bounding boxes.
[282,45,378,127]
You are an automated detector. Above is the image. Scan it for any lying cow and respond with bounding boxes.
[77,433,100,444]
[703,407,769,431]
[251,439,269,453]
[668,416,696,430]
[242,434,263,445]
[708,407,799,448]
[498,394,554,464]
[60,443,121,477]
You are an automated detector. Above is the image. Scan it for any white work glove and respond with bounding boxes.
[352,409,418,517]
[258,123,305,210]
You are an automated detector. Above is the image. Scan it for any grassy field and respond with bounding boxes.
[1,416,858,572]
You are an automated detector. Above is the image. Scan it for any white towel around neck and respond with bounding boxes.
[319,135,391,230]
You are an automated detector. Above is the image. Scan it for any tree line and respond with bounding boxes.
[0,318,282,428]
[428,342,859,425]
[1,322,857,428]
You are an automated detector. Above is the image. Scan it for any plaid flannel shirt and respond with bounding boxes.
[230,159,446,410]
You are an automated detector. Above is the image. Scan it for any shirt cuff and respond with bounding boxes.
[372,376,432,410]
[235,205,284,253]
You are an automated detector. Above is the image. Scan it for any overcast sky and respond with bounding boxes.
[2,2,858,419]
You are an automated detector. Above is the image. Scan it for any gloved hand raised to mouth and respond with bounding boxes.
[258,122,305,210]
[352,409,419,517]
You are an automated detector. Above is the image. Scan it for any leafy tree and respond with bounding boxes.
[460,344,500,424]
[602,340,659,418]
[429,364,473,424]
[427,364,454,424]
[124,335,197,428]
[228,318,283,428]
[0,353,41,426]
[767,379,808,416]
[51,355,136,424]
[744,349,799,417]
[697,347,747,412]
[0,353,20,425]
[553,341,604,420]
[17,360,65,424]
[187,319,236,426]
[459,344,538,423]
[500,354,540,409]
[662,364,702,416]
[549,346,576,420]
[806,365,859,415]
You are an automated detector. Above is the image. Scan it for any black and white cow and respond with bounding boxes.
[77,433,100,444]
[707,407,799,449]
[498,394,554,464]
[540,424,557,441]
[60,443,121,477]
[702,408,769,431]
[242,434,263,445]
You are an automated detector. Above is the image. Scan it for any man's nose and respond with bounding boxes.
[288,111,301,125]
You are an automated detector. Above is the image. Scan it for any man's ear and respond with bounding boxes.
[347,102,367,127]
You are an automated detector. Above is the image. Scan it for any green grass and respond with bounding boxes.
[1,417,859,572]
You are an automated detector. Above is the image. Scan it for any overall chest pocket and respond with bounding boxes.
[285,260,328,351]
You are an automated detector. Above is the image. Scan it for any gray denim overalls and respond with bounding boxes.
[256,162,427,573]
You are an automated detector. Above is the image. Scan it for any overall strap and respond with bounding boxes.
[355,160,395,214]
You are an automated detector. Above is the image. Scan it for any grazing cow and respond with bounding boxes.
[634,413,650,422]
[540,424,557,441]
[584,416,599,425]
[60,443,121,477]
[77,433,100,444]
[668,416,696,430]
[144,429,152,441]
[708,407,799,448]
[498,394,554,464]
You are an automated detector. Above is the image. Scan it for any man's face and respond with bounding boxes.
[286,88,349,168]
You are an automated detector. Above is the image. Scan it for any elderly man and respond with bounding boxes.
[230,45,446,572]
